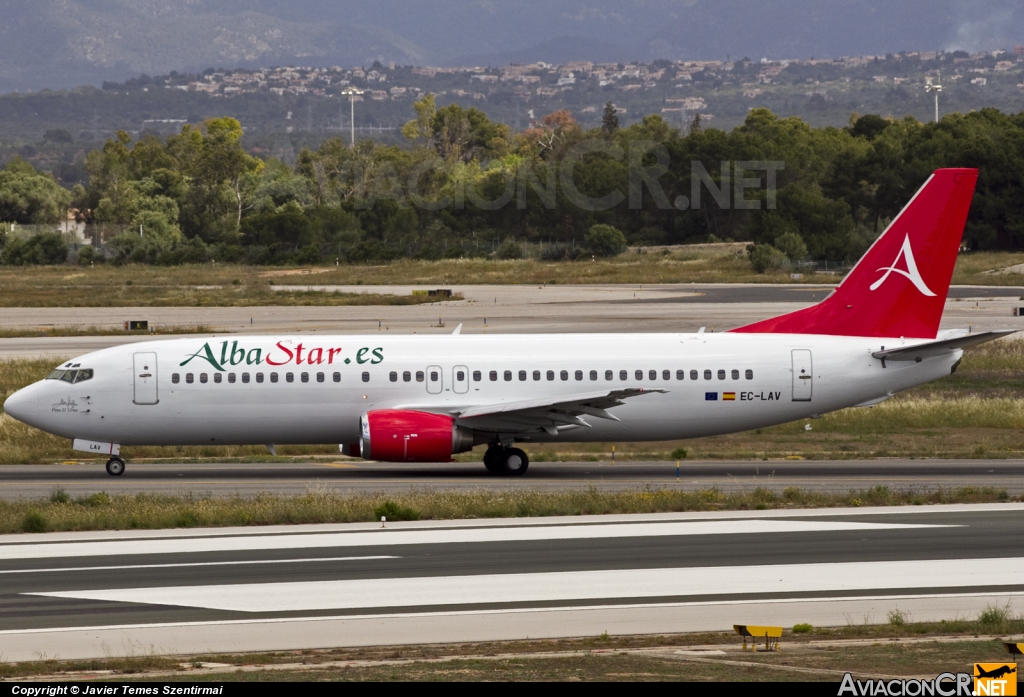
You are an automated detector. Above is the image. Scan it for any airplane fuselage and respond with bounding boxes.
[6,332,959,447]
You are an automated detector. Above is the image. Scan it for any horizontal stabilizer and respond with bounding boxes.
[871,330,1017,361]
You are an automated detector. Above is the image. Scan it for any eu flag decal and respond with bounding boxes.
[705,392,718,401]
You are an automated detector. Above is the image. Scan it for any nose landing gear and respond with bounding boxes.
[483,445,529,476]
[105,456,125,476]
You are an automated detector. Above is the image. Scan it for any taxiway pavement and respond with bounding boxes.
[2,459,1023,499]
[0,283,1020,358]
[0,504,1021,660]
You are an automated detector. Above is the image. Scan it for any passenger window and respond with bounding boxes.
[691,370,698,380]
[717,369,726,380]
[703,370,711,380]
[214,373,223,384]
[199,373,208,383]
[242,373,250,383]
[489,370,498,381]
[590,370,598,381]
[732,369,740,380]
[676,370,684,380]
[186,373,194,384]
[635,370,643,380]
[458,370,466,381]
[663,370,670,380]
[317,372,324,383]
[389,371,398,382]
[649,370,657,380]
[471,371,480,382]
[575,370,583,381]
[518,370,526,381]
[171,373,180,384]
[533,370,541,381]
[430,371,439,382]
[74,369,93,383]
[286,373,293,383]
[504,370,512,381]
[560,370,568,381]
[746,369,754,380]
[620,370,627,380]
[301,372,309,383]
[256,373,264,383]
[361,372,370,382]
[415,371,424,382]
[269,373,276,383]
[333,372,341,382]
[547,370,555,381]
[605,370,613,380]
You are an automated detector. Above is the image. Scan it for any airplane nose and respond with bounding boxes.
[3,387,36,423]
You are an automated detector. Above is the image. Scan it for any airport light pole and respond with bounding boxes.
[341,87,364,147]
[925,76,943,124]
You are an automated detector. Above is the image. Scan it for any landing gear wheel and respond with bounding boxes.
[483,446,504,474]
[105,456,125,476]
[500,447,529,476]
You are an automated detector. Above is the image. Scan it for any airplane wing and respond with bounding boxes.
[453,388,667,435]
[871,329,1016,362]
[448,388,668,436]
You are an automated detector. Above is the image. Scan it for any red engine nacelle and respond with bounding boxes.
[358,410,474,462]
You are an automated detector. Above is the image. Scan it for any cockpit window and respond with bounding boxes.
[47,368,93,383]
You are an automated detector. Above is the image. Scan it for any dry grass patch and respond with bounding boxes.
[2,485,1016,533]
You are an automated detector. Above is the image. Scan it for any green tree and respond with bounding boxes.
[0,162,72,224]
[602,102,619,135]
[773,231,808,261]
[1,232,68,265]
[748,244,786,273]
[586,224,628,257]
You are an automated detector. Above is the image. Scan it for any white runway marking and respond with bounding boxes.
[32,557,1023,613]
[0,519,951,560]
[0,556,398,574]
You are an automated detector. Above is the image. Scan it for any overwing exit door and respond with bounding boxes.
[791,349,812,401]
[133,352,159,405]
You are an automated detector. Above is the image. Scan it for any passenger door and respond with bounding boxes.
[426,365,443,395]
[791,349,813,402]
[133,352,159,405]
[452,365,469,394]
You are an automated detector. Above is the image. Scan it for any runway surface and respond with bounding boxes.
[1,504,1021,660]
[3,459,1024,499]
[1,283,1021,358]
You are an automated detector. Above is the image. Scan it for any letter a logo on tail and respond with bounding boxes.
[870,234,936,296]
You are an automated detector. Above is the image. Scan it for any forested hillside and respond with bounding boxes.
[1,103,1022,268]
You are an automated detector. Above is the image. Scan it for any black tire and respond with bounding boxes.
[483,446,503,474]
[105,457,125,476]
[501,447,529,476]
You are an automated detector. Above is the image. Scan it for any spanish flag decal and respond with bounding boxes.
[723,392,736,401]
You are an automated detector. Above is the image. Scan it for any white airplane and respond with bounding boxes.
[3,168,1013,476]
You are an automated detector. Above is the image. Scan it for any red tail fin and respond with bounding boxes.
[731,168,978,339]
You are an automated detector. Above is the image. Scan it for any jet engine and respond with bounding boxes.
[358,410,474,462]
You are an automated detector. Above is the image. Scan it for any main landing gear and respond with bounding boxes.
[105,456,125,476]
[483,445,529,476]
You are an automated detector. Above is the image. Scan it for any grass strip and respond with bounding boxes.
[4,615,1022,681]
[4,484,1018,534]
[0,249,1021,308]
